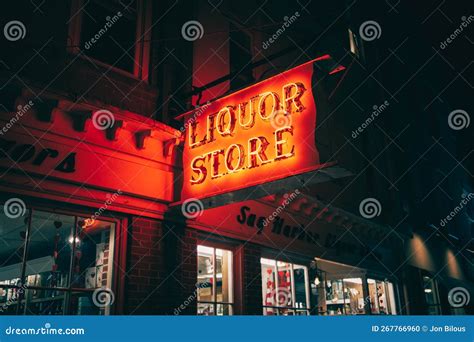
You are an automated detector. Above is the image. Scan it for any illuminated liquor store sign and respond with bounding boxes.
[181,57,326,201]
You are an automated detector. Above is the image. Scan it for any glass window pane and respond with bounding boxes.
[71,218,114,290]
[293,264,307,309]
[261,258,309,313]
[215,248,232,304]
[80,0,138,73]
[423,275,441,315]
[23,211,74,314]
[368,278,398,315]
[386,281,397,314]
[295,310,309,315]
[375,280,388,314]
[276,261,292,307]
[261,258,276,308]
[0,206,30,285]
[69,292,101,315]
[326,280,344,315]
[343,278,365,314]
[197,246,214,302]
[23,287,66,315]
[216,303,232,316]
[197,245,233,315]
[197,302,214,315]
[368,278,379,314]
[263,306,277,315]
[423,276,438,305]
[26,211,73,288]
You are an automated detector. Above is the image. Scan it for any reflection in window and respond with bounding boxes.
[80,0,138,73]
[0,204,30,314]
[261,258,309,315]
[423,275,441,315]
[0,208,115,315]
[197,245,233,315]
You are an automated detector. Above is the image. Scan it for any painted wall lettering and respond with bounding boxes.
[0,137,76,173]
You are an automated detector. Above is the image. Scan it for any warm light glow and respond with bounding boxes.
[68,236,81,244]
[182,58,322,199]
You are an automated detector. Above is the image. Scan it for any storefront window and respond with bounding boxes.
[261,258,309,315]
[0,207,115,315]
[367,279,397,315]
[79,0,138,73]
[0,204,30,314]
[325,278,365,315]
[423,275,441,315]
[197,245,233,315]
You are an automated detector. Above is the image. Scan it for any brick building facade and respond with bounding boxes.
[0,0,472,316]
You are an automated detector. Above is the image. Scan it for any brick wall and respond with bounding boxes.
[241,243,263,315]
[123,218,267,315]
[171,228,199,315]
[124,217,164,314]
[124,214,200,315]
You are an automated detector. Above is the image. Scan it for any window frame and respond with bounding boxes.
[67,0,152,81]
[422,274,442,315]
[196,244,235,315]
[260,257,310,315]
[367,278,398,315]
[0,202,123,315]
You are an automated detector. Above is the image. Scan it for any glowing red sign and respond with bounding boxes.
[182,57,326,200]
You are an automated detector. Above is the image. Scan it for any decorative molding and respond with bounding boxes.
[135,129,152,149]
[105,120,124,141]
[163,137,181,158]
[69,111,92,132]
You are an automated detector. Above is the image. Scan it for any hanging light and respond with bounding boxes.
[68,236,81,245]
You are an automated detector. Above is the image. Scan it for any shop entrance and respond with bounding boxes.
[312,259,398,315]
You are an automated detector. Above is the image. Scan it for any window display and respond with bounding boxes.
[261,258,309,315]
[0,207,115,315]
[367,279,397,315]
[325,278,365,315]
[197,245,233,315]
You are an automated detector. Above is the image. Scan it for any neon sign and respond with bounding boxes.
[181,57,324,200]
